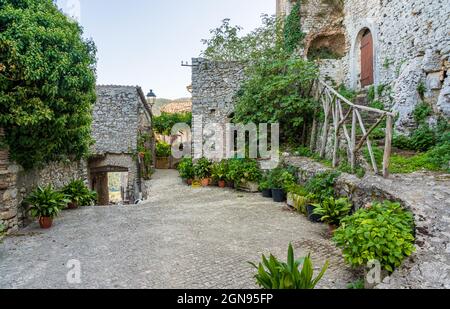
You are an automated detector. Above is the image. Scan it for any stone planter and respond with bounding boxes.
[156,157,170,169]
[239,181,259,193]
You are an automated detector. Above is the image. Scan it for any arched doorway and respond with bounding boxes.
[360,29,374,87]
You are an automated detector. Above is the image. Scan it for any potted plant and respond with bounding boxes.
[225,158,241,188]
[25,185,69,229]
[62,179,97,209]
[211,160,228,188]
[177,158,194,185]
[194,158,212,187]
[259,175,272,198]
[286,184,309,214]
[238,159,262,192]
[313,197,352,233]
[268,168,296,203]
[155,141,171,169]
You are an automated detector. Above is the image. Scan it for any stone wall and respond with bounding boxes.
[343,0,450,131]
[191,58,246,158]
[0,153,87,234]
[278,0,450,132]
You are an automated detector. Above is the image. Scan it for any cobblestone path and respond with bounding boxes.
[0,170,356,289]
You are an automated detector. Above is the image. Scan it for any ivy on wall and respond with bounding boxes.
[283,1,305,54]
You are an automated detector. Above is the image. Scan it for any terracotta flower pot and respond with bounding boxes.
[328,224,338,235]
[218,180,226,188]
[201,178,210,187]
[39,217,53,229]
[187,179,193,186]
[68,202,78,210]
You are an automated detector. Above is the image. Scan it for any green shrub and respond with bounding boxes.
[26,186,69,219]
[347,278,365,289]
[226,159,261,186]
[410,125,437,152]
[0,0,97,169]
[153,112,192,136]
[390,153,440,174]
[211,160,229,181]
[413,102,432,124]
[194,158,212,179]
[156,142,171,158]
[312,197,352,226]
[304,171,340,202]
[293,146,313,157]
[333,201,415,273]
[62,180,97,207]
[268,168,296,190]
[177,158,194,180]
[426,141,450,173]
[249,243,328,289]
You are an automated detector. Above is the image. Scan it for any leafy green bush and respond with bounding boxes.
[62,180,97,207]
[333,201,415,273]
[426,141,450,173]
[267,168,296,190]
[152,112,192,136]
[194,158,212,179]
[304,171,340,202]
[284,1,305,54]
[312,197,352,226]
[177,158,195,180]
[347,278,365,289]
[26,186,69,219]
[0,0,97,169]
[226,159,261,186]
[156,142,171,158]
[211,160,229,181]
[249,243,328,289]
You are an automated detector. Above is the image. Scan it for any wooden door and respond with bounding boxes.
[360,31,374,87]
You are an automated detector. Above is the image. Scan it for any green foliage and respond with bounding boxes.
[417,82,426,98]
[370,100,385,110]
[284,1,304,54]
[390,153,441,174]
[62,180,97,207]
[201,15,284,62]
[267,167,296,190]
[0,0,97,169]
[234,57,319,144]
[304,171,340,202]
[347,278,365,289]
[152,112,192,136]
[413,102,432,124]
[137,133,153,180]
[25,185,69,219]
[177,157,195,180]
[312,197,352,226]
[426,141,450,173]
[338,85,357,102]
[333,201,415,273]
[308,47,342,61]
[211,160,229,181]
[293,146,313,157]
[249,243,329,289]
[194,158,212,179]
[156,141,171,158]
[226,158,261,186]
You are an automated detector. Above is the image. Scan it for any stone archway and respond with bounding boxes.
[350,23,379,89]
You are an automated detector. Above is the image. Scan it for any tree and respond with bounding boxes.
[0,0,97,169]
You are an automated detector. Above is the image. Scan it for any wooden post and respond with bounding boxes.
[355,110,378,174]
[320,95,331,158]
[332,99,339,168]
[310,116,317,151]
[383,115,393,178]
[350,109,357,171]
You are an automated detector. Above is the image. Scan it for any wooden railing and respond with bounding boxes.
[312,80,396,178]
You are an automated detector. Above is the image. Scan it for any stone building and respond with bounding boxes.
[276,0,450,132]
[191,58,246,159]
[89,85,153,205]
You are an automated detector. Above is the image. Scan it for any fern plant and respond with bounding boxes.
[26,186,70,219]
[249,243,328,289]
[312,197,352,226]
[62,180,97,207]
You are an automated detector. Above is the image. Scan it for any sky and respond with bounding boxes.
[56,0,275,99]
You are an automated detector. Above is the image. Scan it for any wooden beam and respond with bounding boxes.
[355,110,378,174]
[355,114,386,153]
[383,115,393,178]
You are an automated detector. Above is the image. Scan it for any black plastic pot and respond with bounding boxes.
[307,204,322,223]
[271,189,286,202]
[262,189,272,198]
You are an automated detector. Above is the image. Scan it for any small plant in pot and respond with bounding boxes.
[62,179,98,209]
[239,159,262,192]
[26,186,69,229]
[194,158,212,187]
[177,157,195,185]
[155,141,171,169]
[211,160,228,188]
[268,168,295,203]
[312,197,352,233]
[259,176,272,198]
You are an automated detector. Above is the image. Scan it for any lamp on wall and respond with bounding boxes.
[146,89,157,106]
